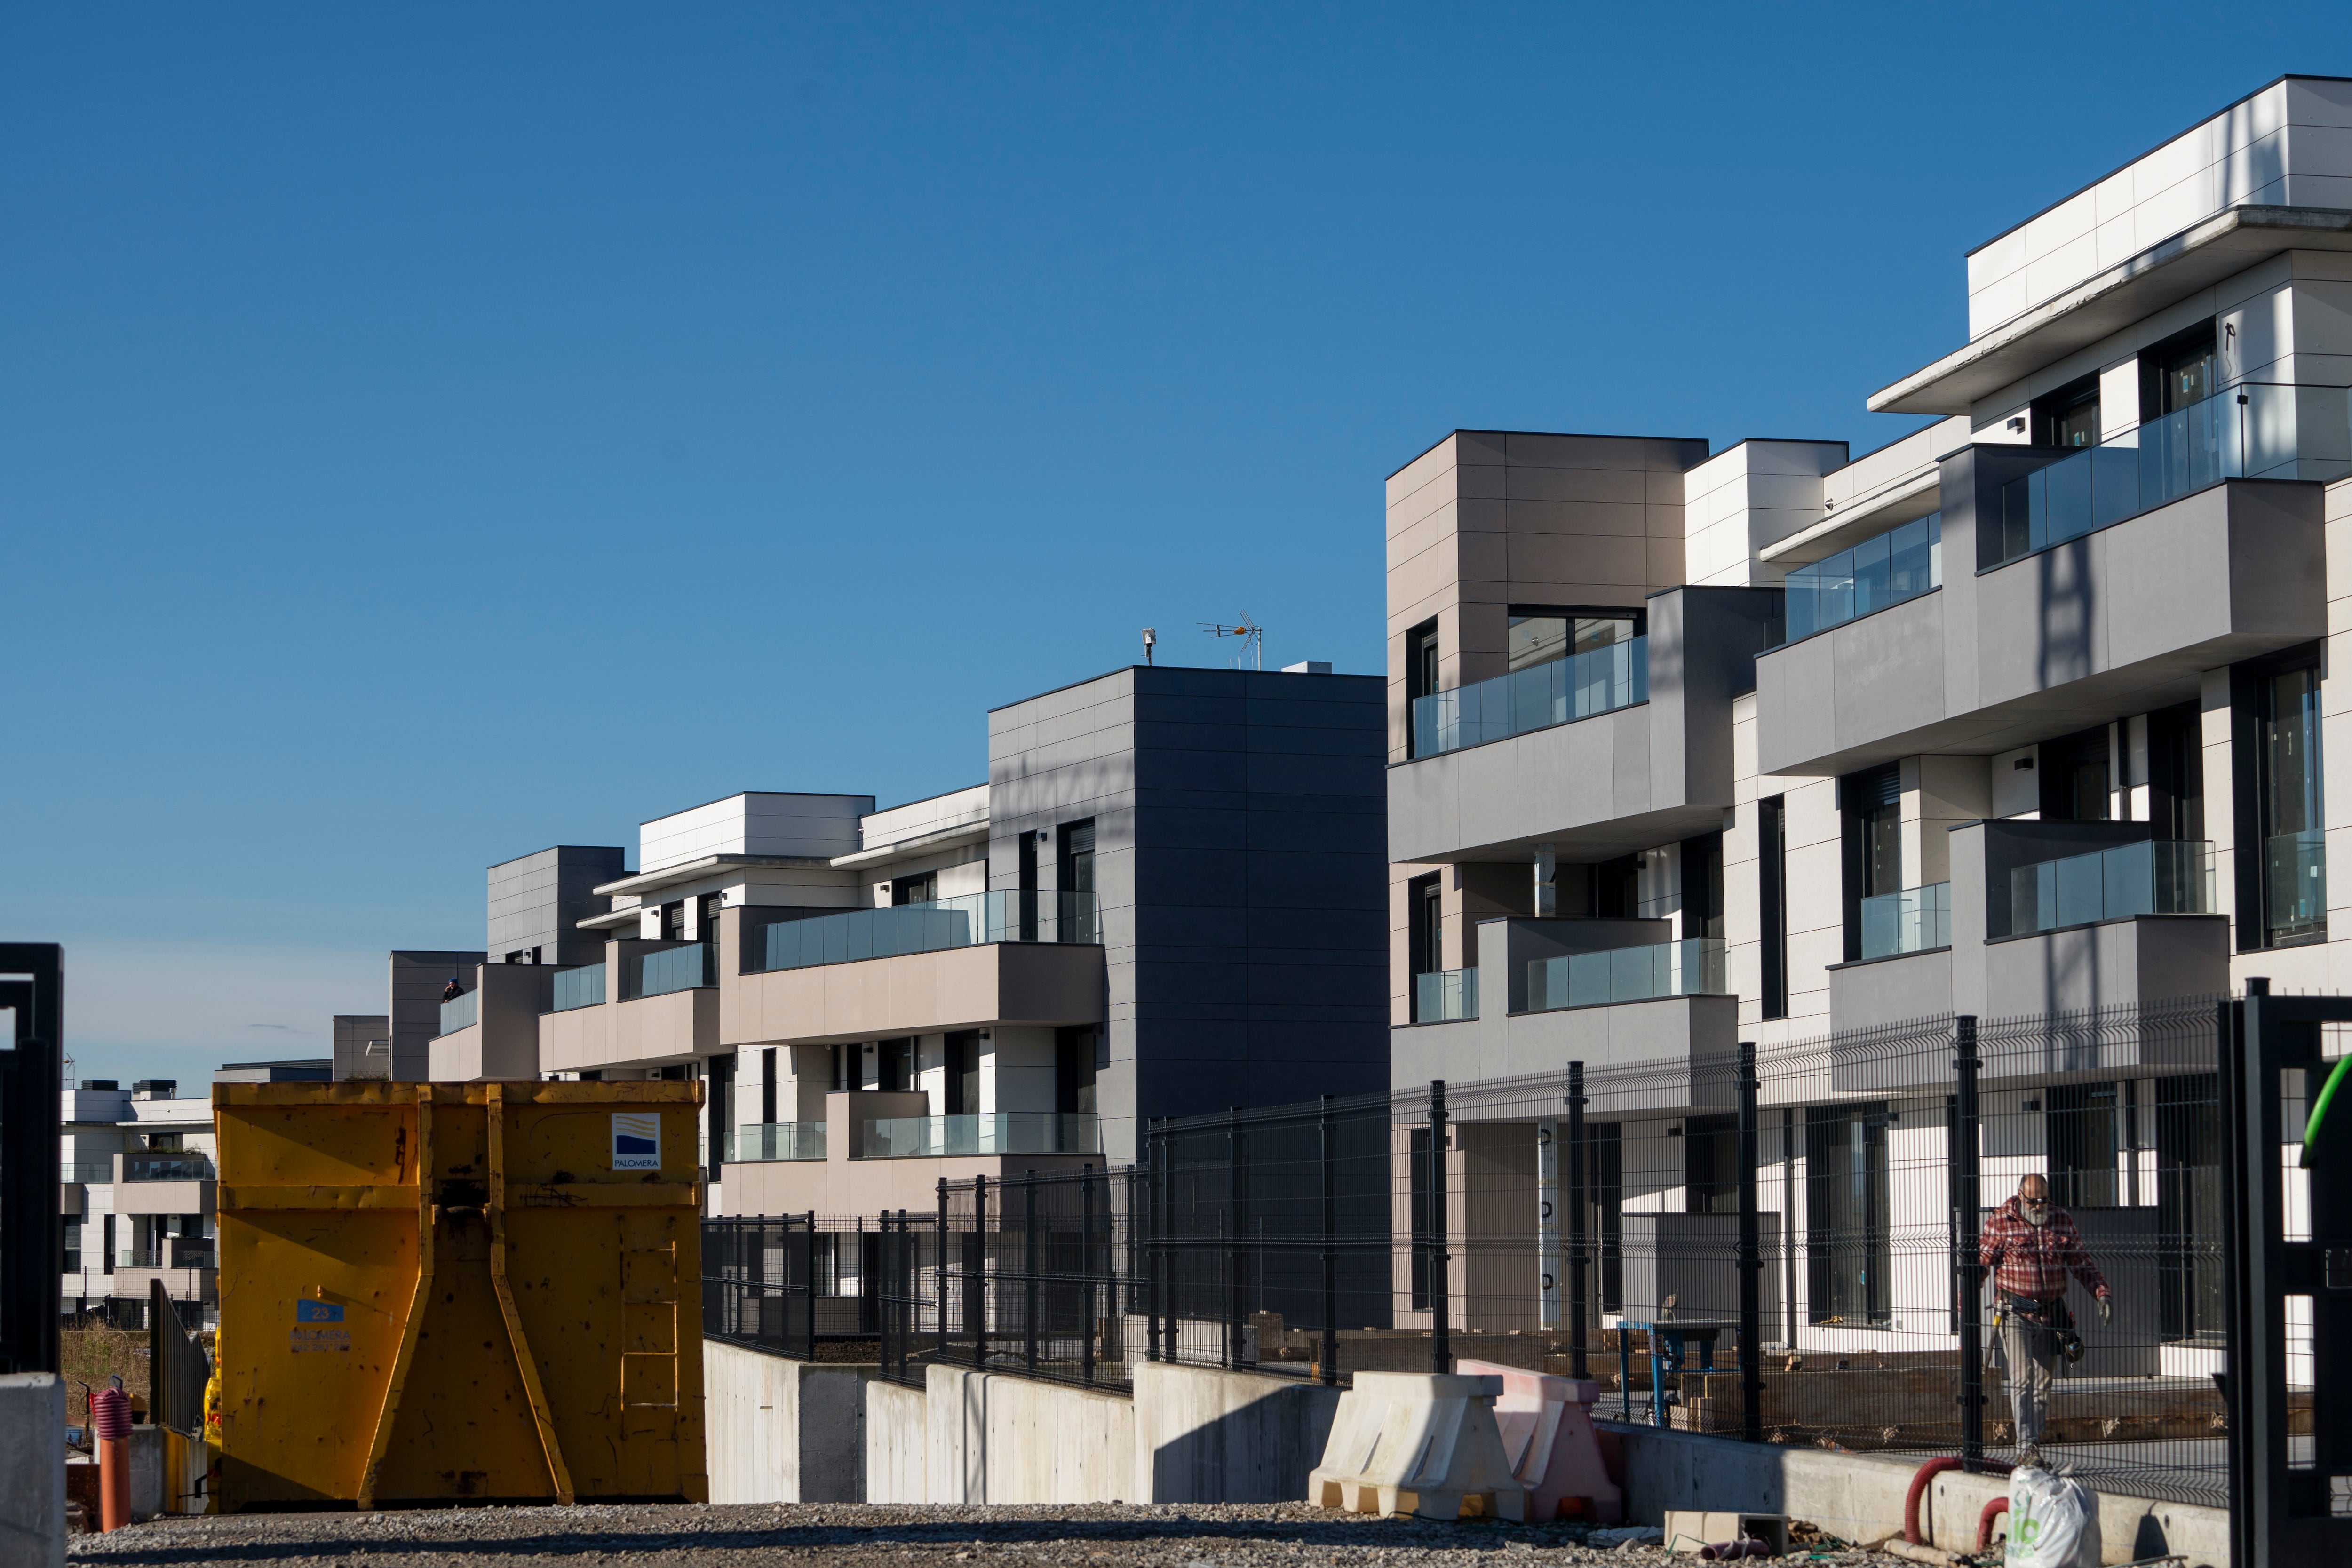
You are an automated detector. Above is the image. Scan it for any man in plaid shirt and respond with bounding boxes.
[1980,1174,2112,1457]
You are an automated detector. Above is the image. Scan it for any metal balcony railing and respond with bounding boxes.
[122,1154,214,1183]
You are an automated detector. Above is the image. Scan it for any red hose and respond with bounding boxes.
[1977,1496,2010,1553]
[1905,1456,1963,1544]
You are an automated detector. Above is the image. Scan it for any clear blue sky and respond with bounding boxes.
[4,6,2341,1084]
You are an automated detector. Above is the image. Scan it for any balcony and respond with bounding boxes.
[1411,967,1478,1024]
[1860,883,1951,959]
[2011,840,2215,934]
[551,962,605,1011]
[725,1121,827,1162]
[860,1112,1098,1159]
[1778,513,1940,645]
[1525,938,1726,1012]
[114,1152,215,1216]
[720,906,1106,1051]
[1988,383,2352,569]
[744,891,1096,975]
[1410,637,1646,759]
[122,1154,213,1182]
[62,1161,118,1186]
[2269,829,2327,942]
[628,942,715,999]
[439,987,477,1035]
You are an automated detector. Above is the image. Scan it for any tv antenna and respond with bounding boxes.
[1200,613,1263,670]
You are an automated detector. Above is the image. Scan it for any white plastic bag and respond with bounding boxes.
[2005,1464,2101,1568]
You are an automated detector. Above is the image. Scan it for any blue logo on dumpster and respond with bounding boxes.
[296,1299,345,1323]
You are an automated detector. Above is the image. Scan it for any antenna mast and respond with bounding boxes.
[1200,614,1262,670]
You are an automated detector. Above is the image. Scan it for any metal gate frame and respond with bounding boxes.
[2224,981,2352,1568]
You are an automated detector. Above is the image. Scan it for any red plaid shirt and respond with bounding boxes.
[1980,1196,2108,1304]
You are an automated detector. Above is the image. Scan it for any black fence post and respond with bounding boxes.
[1567,1062,1588,1380]
[803,1210,817,1363]
[1953,1014,1985,1472]
[1227,1107,1244,1367]
[1429,1079,1450,1374]
[1737,1043,1762,1444]
[1024,1170,1040,1378]
[972,1172,990,1371]
[1082,1164,1098,1387]
[1320,1094,1339,1387]
[1144,1123,1162,1363]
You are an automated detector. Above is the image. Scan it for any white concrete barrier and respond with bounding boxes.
[925,1363,1134,1504]
[703,1339,874,1503]
[1132,1361,1343,1503]
[0,1372,64,1568]
[1457,1359,1622,1525]
[1307,1371,1526,1522]
[864,1378,928,1504]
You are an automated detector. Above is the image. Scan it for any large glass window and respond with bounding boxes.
[2262,662,2326,945]
[1806,1105,1891,1327]
[2036,378,2101,449]
[1507,610,1638,673]
[2048,1082,2119,1209]
[2157,1074,2223,1341]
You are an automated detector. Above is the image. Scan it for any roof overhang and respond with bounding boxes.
[591,853,836,899]
[575,907,643,932]
[1759,469,1944,567]
[1869,206,2352,417]
[829,821,990,870]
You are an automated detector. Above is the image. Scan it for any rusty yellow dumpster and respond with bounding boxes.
[211,1080,707,1509]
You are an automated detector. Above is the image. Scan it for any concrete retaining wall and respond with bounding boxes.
[1606,1424,2227,1567]
[703,1340,873,1503]
[1131,1362,1343,1504]
[1,1372,64,1568]
[865,1379,928,1504]
[924,1364,1135,1504]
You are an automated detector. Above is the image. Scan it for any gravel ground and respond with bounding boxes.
[68,1504,1884,1568]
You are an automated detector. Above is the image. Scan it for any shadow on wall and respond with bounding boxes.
[1141,1365,1345,1504]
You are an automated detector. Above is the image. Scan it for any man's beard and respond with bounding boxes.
[2022,1205,2049,1227]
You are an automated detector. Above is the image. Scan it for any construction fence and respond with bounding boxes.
[708,995,2251,1509]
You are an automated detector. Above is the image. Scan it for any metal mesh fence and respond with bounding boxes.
[703,1214,881,1358]
[723,998,2238,1507]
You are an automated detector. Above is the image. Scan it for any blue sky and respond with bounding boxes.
[4,6,2343,1084]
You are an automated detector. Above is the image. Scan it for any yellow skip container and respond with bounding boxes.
[211,1081,707,1509]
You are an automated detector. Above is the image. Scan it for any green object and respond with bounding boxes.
[2303,1054,2352,1169]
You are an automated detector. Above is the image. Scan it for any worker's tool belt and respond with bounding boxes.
[2000,1291,2084,1363]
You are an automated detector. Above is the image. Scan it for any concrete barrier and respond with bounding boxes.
[1309,1371,1526,1522]
[865,1378,928,1503]
[1132,1361,1343,1503]
[0,1372,64,1568]
[1458,1359,1622,1525]
[703,1340,874,1503]
[1605,1423,2227,1566]
[924,1364,1134,1504]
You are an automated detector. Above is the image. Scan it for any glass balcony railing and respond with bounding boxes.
[1780,513,1940,644]
[1526,938,1727,1011]
[1859,882,1951,959]
[724,1121,828,1162]
[1410,636,1647,758]
[860,1112,1099,1159]
[123,1154,214,1183]
[2010,839,2217,935]
[1412,967,1478,1023]
[627,943,716,1000]
[550,962,606,1012]
[2267,829,2328,940]
[62,1161,117,1185]
[1991,382,2352,568]
[438,987,477,1036]
[747,890,1099,975]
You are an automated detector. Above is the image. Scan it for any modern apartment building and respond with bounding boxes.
[1386,76,2352,1348]
[423,663,1389,1214]
[59,1059,328,1328]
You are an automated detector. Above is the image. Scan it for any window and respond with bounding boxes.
[891,871,937,906]
[876,1038,914,1093]
[2157,1074,2223,1340]
[760,1047,778,1125]
[695,893,721,941]
[1505,606,1643,673]
[2047,1082,2118,1209]
[2141,321,2219,420]
[1407,618,1440,756]
[2148,702,2204,843]
[2260,660,2326,945]
[1055,1026,1098,1114]
[1059,820,1097,943]
[2040,726,2111,821]
[1842,765,1901,961]
[660,900,686,941]
[1017,829,1040,941]
[946,1030,981,1115]
[1593,1122,1624,1313]
[63,1218,81,1274]
[1408,874,1443,978]
[1760,796,1788,1019]
[1684,1114,1739,1214]
[1409,1128,1432,1310]
[1806,1105,1891,1327]
[2034,375,2101,449]
[1682,832,1724,940]
[1591,854,1641,919]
